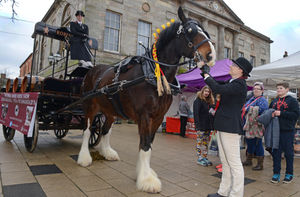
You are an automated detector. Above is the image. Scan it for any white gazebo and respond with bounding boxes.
[248,51,300,89]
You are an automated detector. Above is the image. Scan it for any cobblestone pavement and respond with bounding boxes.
[0,124,300,197]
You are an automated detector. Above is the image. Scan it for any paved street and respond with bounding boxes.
[0,123,300,197]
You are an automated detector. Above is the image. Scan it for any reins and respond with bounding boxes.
[141,55,192,67]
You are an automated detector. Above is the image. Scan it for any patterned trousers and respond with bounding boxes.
[196,130,210,159]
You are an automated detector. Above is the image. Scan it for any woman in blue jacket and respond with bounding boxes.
[242,82,268,170]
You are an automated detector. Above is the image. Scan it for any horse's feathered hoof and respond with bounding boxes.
[77,150,92,167]
[136,174,162,193]
[100,147,120,161]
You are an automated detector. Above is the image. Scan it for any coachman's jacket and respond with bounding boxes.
[70,21,91,61]
[205,77,247,134]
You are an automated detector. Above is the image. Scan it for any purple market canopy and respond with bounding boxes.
[176,59,232,92]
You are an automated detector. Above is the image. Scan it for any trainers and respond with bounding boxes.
[217,167,222,173]
[216,164,222,169]
[271,174,280,183]
[283,174,293,184]
[197,158,208,166]
[203,158,213,166]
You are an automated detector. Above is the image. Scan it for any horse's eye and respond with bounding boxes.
[188,28,192,33]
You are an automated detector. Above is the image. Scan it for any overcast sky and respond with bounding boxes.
[0,0,299,78]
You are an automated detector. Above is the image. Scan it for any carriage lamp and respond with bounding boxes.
[48,53,61,77]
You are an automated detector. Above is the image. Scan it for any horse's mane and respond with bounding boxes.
[156,21,181,52]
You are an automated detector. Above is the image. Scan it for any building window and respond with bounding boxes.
[250,55,256,67]
[261,59,266,65]
[104,11,121,52]
[59,4,71,56]
[238,51,244,57]
[137,21,151,55]
[239,38,244,47]
[224,47,231,59]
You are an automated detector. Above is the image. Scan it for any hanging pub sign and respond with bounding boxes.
[0,92,39,136]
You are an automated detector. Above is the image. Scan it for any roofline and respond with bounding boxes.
[31,0,60,38]
[19,53,33,68]
[41,0,60,22]
[188,0,244,25]
[218,0,244,24]
[241,25,273,43]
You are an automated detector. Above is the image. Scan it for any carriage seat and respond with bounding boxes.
[69,66,91,78]
[42,77,83,95]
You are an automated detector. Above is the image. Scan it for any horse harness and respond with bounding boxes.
[86,51,182,119]
[61,20,211,119]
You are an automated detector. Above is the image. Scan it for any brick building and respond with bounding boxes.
[19,53,33,77]
[32,0,272,77]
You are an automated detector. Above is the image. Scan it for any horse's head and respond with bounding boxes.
[177,7,216,66]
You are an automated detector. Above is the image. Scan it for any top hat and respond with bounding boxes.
[75,10,85,17]
[232,57,253,77]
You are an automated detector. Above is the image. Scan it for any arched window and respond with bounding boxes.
[58,4,71,56]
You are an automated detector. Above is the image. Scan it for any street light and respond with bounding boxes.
[48,53,61,77]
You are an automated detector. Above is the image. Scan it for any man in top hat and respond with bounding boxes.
[70,10,93,68]
[200,57,253,197]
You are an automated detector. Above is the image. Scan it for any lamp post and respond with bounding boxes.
[48,53,61,78]
[48,55,54,77]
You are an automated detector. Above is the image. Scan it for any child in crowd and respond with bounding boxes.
[270,82,300,183]
[193,85,215,166]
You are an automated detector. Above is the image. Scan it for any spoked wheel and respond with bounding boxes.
[54,129,68,139]
[89,113,105,147]
[24,116,39,153]
[2,125,15,141]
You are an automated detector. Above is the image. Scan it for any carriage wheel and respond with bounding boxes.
[24,116,39,153]
[54,129,68,139]
[2,125,15,141]
[89,113,105,147]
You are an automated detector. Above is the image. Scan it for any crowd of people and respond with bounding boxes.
[178,57,300,197]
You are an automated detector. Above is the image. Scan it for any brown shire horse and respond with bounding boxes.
[77,7,216,193]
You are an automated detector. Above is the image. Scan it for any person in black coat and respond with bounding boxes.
[269,82,300,184]
[202,57,253,197]
[193,85,215,167]
[70,10,93,67]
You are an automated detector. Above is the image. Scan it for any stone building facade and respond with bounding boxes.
[32,0,272,77]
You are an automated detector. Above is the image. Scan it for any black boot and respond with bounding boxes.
[242,153,254,166]
[207,193,226,197]
[252,156,264,170]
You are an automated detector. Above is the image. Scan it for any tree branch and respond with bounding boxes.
[0,0,18,19]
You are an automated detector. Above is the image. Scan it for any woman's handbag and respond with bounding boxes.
[208,130,218,155]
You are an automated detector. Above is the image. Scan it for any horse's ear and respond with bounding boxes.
[178,6,187,24]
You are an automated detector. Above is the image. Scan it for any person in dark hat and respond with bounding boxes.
[70,10,93,68]
[200,57,253,197]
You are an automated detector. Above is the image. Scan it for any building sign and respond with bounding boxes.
[0,92,39,136]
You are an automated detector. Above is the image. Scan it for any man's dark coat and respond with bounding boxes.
[70,21,91,61]
[205,77,247,134]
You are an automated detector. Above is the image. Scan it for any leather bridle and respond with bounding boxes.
[176,20,211,62]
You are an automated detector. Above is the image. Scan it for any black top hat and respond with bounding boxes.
[232,57,253,77]
[75,10,85,17]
